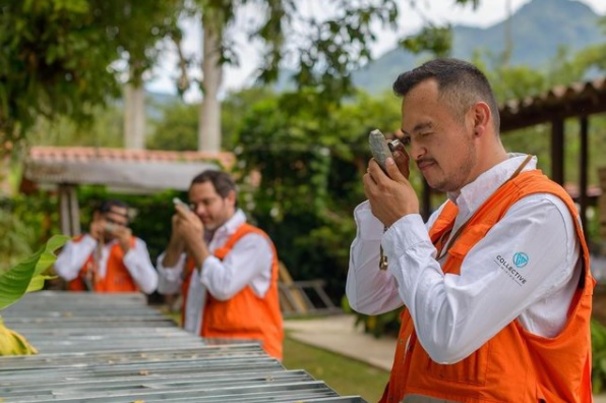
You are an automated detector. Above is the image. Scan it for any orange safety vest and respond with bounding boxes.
[181,223,283,360]
[68,236,139,293]
[380,170,595,403]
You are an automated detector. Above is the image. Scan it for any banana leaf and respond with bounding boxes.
[0,234,69,311]
[0,317,38,355]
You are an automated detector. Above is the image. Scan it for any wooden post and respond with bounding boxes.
[551,118,565,185]
[58,184,80,237]
[579,116,589,237]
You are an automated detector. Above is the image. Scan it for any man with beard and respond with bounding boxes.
[346,58,594,402]
[54,199,158,294]
[156,170,283,360]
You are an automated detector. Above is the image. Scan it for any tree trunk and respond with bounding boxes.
[198,16,223,152]
[123,82,146,149]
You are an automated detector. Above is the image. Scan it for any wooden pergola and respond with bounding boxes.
[20,146,235,236]
[499,77,606,235]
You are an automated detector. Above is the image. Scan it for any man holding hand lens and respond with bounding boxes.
[54,199,158,294]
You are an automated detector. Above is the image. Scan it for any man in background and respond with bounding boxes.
[156,170,283,360]
[54,199,158,294]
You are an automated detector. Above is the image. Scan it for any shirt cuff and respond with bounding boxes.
[382,214,429,256]
[156,252,185,282]
[78,234,98,253]
[354,201,386,241]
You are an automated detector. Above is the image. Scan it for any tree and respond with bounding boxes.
[235,88,403,294]
[0,0,119,152]
[0,0,481,154]
[115,1,184,149]
[0,0,183,154]
[183,0,480,151]
[147,86,274,151]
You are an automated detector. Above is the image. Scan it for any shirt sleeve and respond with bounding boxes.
[200,232,274,301]
[345,201,406,314]
[382,193,580,364]
[156,251,186,295]
[121,238,159,294]
[53,234,97,281]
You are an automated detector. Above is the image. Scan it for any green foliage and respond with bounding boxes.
[0,0,183,150]
[0,193,59,271]
[342,296,400,339]
[147,102,198,151]
[354,0,604,95]
[0,318,38,355]
[592,319,606,393]
[0,234,68,311]
[235,89,404,297]
[401,24,453,58]
[189,0,480,104]
[0,207,35,269]
[0,234,67,356]
[1,0,117,145]
[282,336,389,402]
[147,87,276,151]
[27,104,124,148]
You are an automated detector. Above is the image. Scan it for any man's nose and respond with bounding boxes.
[409,140,426,160]
[194,204,206,216]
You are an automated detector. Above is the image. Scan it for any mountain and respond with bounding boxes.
[352,0,605,94]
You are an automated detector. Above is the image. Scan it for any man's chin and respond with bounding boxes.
[203,223,217,232]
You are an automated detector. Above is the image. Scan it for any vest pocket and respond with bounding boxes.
[424,341,489,385]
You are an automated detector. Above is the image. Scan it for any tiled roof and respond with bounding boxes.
[500,77,606,132]
[22,146,236,193]
[28,146,235,168]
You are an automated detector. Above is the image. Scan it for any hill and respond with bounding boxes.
[352,0,605,94]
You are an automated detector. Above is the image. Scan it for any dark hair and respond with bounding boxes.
[97,199,129,214]
[392,58,500,133]
[190,170,237,199]
[96,199,130,222]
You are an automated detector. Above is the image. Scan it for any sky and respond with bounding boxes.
[146,0,606,102]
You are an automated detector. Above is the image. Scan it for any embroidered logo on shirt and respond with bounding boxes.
[513,252,529,268]
[495,254,528,286]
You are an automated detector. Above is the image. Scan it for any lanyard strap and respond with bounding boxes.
[435,154,534,260]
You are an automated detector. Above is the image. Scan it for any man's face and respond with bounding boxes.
[400,79,478,193]
[99,206,129,241]
[188,181,235,232]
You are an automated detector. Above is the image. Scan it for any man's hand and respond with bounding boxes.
[363,157,419,228]
[89,219,105,241]
[390,140,410,179]
[112,225,133,253]
[173,203,210,268]
[174,203,204,249]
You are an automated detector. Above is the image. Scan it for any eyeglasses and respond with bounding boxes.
[188,197,221,211]
[104,215,128,227]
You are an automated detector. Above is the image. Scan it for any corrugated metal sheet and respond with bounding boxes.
[0,292,366,403]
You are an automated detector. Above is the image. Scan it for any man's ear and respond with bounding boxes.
[472,101,491,136]
[226,190,237,207]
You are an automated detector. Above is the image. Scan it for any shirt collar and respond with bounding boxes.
[213,209,247,238]
[448,153,537,217]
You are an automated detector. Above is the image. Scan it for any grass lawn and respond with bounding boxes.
[282,335,389,403]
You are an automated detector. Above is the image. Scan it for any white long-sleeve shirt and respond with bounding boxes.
[156,209,274,335]
[54,234,159,294]
[346,154,582,364]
